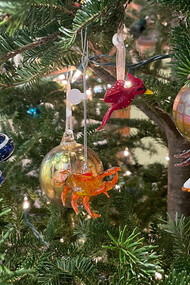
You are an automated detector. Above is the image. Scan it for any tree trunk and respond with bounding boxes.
[168,134,190,219]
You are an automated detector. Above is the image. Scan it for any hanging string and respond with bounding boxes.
[81,28,88,171]
[63,68,74,142]
[23,196,49,247]
[24,209,49,247]
[115,27,126,81]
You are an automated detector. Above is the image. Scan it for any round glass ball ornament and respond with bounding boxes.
[39,138,103,206]
[173,85,190,141]
[0,133,14,162]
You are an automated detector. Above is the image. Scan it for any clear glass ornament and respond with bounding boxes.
[39,135,103,206]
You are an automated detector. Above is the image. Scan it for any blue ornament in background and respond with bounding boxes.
[0,133,15,162]
[27,105,40,117]
[0,171,4,185]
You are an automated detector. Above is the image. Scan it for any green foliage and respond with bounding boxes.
[44,203,60,241]
[161,214,190,258]
[103,226,163,284]
[0,0,72,35]
[170,24,190,85]
[160,269,190,285]
[0,0,189,284]
[149,0,190,85]
[36,254,96,285]
[0,0,127,87]
[0,199,34,284]
[109,117,167,145]
[150,0,190,13]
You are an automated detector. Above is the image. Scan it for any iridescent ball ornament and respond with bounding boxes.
[39,139,103,207]
[0,133,14,162]
[173,85,190,141]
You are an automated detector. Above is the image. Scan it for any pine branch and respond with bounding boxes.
[170,24,190,84]
[160,269,190,285]
[150,0,190,13]
[161,214,190,257]
[0,0,74,34]
[88,40,116,78]
[136,98,180,139]
[103,226,163,283]
[0,32,60,65]
[31,2,75,16]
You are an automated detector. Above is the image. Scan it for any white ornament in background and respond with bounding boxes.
[68,89,87,105]
[184,178,190,189]
[14,54,23,67]
[155,272,163,280]
[40,102,54,109]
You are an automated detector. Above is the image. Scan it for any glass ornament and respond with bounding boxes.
[60,166,121,218]
[173,85,190,141]
[98,72,153,130]
[39,137,103,206]
[0,133,14,162]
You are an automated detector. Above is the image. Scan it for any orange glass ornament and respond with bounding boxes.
[59,167,121,218]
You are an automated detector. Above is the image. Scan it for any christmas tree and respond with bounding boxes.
[0,0,190,284]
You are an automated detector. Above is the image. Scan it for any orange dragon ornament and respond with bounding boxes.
[59,167,121,218]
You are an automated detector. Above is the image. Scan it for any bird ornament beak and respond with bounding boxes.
[144,89,154,95]
[126,73,153,95]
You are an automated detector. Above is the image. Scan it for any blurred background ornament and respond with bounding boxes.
[174,149,190,167]
[173,84,190,141]
[39,137,103,207]
[130,19,146,39]
[182,178,190,192]
[0,133,14,162]
[26,105,40,118]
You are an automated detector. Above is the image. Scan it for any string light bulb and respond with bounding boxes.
[165,154,170,161]
[58,74,65,80]
[86,89,92,96]
[23,196,30,210]
[115,184,121,190]
[124,147,129,156]
[124,80,132,88]
[62,79,67,85]
[125,170,132,176]
[72,69,82,83]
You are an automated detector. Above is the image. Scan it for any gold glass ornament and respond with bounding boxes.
[39,137,103,206]
[173,85,190,141]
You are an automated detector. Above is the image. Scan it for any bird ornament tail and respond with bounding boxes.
[98,105,115,131]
